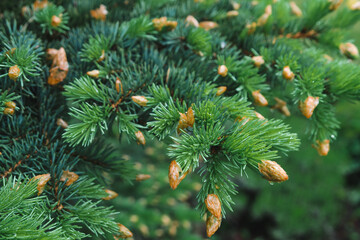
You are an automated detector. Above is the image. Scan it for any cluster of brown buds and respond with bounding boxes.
[90,4,108,21]
[152,17,177,31]
[46,47,69,85]
[3,101,16,116]
[177,106,195,134]
[8,65,21,81]
[205,194,222,237]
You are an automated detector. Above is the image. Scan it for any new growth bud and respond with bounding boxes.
[290,1,302,17]
[252,56,265,68]
[8,65,20,81]
[51,15,62,27]
[252,90,268,106]
[313,139,330,156]
[299,96,319,119]
[206,214,222,237]
[216,86,227,96]
[339,42,359,59]
[217,65,228,77]
[199,21,219,31]
[258,160,289,182]
[131,96,148,107]
[32,173,51,195]
[87,70,100,78]
[135,131,146,145]
[205,194,222,219]
[185,15,199,27]
[282,66,295,81]
[102,189,119,200]
[60,170,79,186]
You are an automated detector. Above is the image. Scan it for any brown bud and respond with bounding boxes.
[330,0,343,10]
[257,13,270,26]
[115,77,123,94]
[87,70,100,78]
[177,107,195,134]
[97,50,105,62]
[152,17,168,31]
[236,116,250,125]
[33,0,48,11]
[177,113,189,134]
[116,223,133,238]
[205,194,221,219]
[216,86,227,96]
[21,6,31,16]
[252,0,259,6]
[135,131,146,145]
[217,65,228,77]
[232,2,241,10]
[51,15,62,27]
[199,21,219,31]
[5,101,16,109]
[131,96,148,107]
[258,160,288,182]
[206,214,222,237]
[273,97,291,117]
[252,56,264,68]
[323,54,333,62]
[3,108,14,115]
[227,10,239,17]
[282,66,295,81]
[56,118,68,129]
[254,111,265,119]
[136,174,151,181]
[299,96,319,119]
[102,189,118,200]
[32,173,51,195]
[8,65,20,81]
[90,4,108,21]
[169,160,182,189]
[185,15,199,27]
[165,21,178,30]
[313,139,330,156]
[186,107,195,126]
[350,1,360,10]
[60,170,79,186]
[5,48,16,57]
[48,47,69,85]
[252,90,268,106]
[246,22,257,34]
[339,42,359,59]
[290,2,302,16]
[46,48,59,60]
[263,5,271,14]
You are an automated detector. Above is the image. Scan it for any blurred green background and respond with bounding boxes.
[95,18,360,240]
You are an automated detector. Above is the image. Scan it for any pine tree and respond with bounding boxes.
[1,0,360,238]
